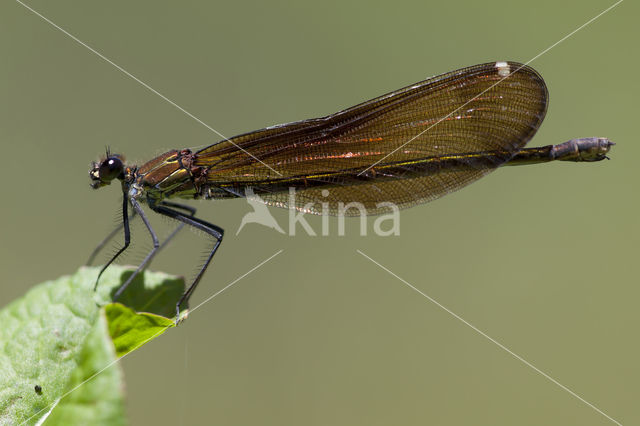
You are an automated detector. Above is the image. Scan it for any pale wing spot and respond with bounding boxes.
[495,61,511,77]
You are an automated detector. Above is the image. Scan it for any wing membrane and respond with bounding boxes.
[195,61,548,215]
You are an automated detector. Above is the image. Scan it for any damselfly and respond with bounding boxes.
[88,61,613,320]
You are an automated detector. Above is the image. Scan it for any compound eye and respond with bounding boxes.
[98,156,124,182]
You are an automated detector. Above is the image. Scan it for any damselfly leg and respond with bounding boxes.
[87,202,193,266]
[109,201,198,301]
[94,196,131,291]
[93,199,196,296]
[153,203,224,321]
[86,208,137,266]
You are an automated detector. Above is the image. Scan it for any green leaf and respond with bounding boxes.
[43,312,125,426]
[0,265,186,425]
[107,268,186,319]
[105,303,174,357]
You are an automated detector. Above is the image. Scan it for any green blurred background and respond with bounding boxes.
[1,0,637,424]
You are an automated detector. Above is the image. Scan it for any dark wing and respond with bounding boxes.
[195,61,548,215]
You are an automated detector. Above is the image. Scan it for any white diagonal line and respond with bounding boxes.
[14,0,282,177]
[22,322,169,426]
[356,249,623,426]
[189,249,283,314]
[521,0,623,66]
[357,0,623,176]
[19,249,283,426]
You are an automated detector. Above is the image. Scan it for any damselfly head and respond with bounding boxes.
[89,154,125,189]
